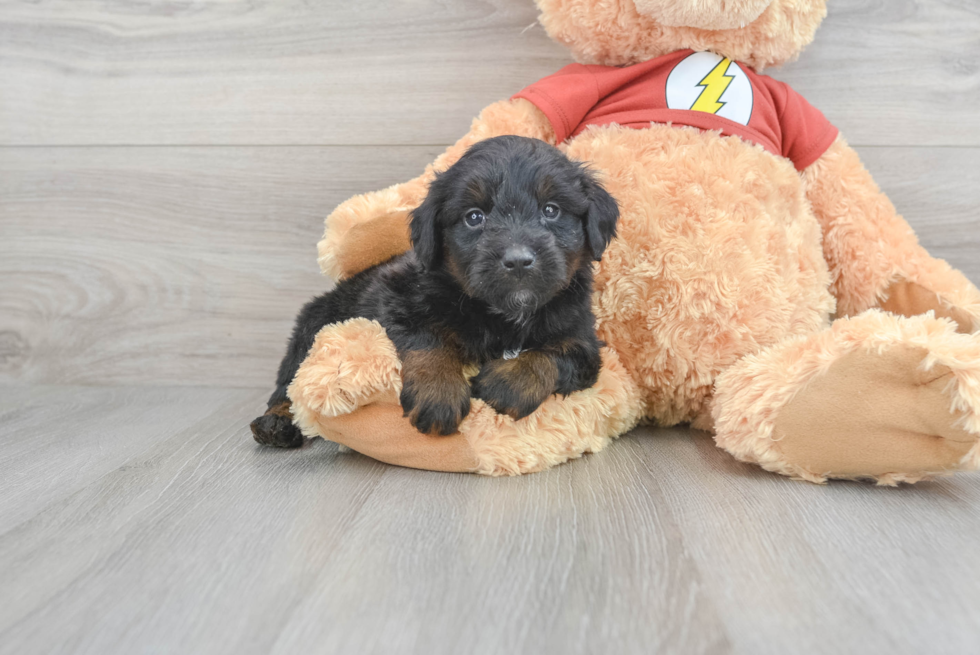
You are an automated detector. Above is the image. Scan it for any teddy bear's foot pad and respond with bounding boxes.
[773,344,976,481]
[713,311,980,484]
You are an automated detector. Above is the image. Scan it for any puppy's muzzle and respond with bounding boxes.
[501,245,536,273]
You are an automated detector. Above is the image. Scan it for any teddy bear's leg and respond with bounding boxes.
[804,135,980,332]
[287,319,645,475]
[318,98,555,281]
[712,310,980,484]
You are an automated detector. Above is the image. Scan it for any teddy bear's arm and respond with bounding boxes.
[317,98,556,281]
[803,135,980,332]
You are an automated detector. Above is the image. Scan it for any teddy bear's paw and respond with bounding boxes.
[770,344,979,484]
[287,318,403,422]
[713,311,980,484]
[319,210,412,282]
[250,413,304,449]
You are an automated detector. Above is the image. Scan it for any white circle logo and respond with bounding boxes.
[665,52,753,126]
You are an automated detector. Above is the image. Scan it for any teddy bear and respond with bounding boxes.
[280,0,980,484]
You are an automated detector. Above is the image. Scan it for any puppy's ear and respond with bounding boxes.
[410,180,445,271]
[582,172,619,262]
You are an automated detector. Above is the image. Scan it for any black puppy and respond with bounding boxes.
[251,135,619,448]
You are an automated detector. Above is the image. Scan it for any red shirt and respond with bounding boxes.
[513,50,838,171]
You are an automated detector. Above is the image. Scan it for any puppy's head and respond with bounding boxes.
[410,135,619,321]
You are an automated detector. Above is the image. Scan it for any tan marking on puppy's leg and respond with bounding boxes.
[400,348,472,436]
[498,351,560,400]
[265,401,293,418]
[473,351,560,420]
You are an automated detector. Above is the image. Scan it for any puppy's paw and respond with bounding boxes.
[250,413,304,448]
[471,354,558,420]
[400,380,471,436]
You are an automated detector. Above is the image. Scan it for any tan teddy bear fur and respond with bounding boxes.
[287,0,980,484]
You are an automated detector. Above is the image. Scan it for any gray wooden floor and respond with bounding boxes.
[1,1,979,653]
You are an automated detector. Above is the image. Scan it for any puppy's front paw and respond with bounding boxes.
[399,349,471,436]
[251,413,304,448]
[471,354,558,420]
[400,380,471,436]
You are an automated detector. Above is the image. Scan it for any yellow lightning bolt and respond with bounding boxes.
[691,58,735,114]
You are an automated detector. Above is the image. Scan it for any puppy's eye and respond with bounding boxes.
[542,203,561,220]
[464,209,485,228]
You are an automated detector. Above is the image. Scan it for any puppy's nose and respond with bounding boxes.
[501,246,536,271]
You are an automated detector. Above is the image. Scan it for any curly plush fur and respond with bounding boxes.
[255,136,619,445]
[535,0,827,70]
[274,0,980,483]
